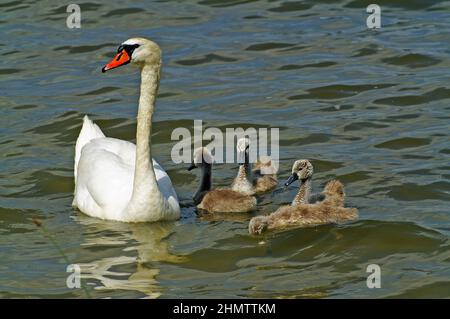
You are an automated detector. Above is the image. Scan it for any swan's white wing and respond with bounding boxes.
[74,115,105,182]
[152,159,179,212]
[82,138,178,202]
[74,138,135,220]
[74,137,179,221]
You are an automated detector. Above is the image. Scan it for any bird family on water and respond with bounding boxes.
[73,37,358,234]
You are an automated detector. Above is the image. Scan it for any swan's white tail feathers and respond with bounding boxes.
[82,115,105,138]
[74,115,105,182]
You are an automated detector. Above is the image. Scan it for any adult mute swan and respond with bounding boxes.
[72,38,180,222]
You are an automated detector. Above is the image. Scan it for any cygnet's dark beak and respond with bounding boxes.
[284,173,298,187]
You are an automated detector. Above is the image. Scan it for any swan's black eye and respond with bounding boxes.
[117,44,140,54]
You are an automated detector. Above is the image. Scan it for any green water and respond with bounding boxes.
[0,0,449,298]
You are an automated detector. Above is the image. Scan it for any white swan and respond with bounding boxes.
[72,38,180,222]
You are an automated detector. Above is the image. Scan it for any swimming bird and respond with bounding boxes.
[248,160,358,235]
[73,38,180,222]
[252,155,278,194]
[231,138,256,196]
[284,159,328,205]
[189,147,257,213]
[231,138,278,195]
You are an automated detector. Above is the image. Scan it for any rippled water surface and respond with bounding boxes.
[1,0,449,298]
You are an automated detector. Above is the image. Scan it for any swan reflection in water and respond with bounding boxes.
[73,214,185,298]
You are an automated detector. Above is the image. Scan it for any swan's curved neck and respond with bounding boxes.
[292,177,311,206]
[127,64,165,215]
[135,64,159,182]
[194,164,212,205]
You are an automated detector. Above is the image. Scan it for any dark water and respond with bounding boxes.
[1,0,449,298]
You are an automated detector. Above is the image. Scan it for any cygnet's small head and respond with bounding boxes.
[256,155,278,175]
[187,147,214,171]
[284,159,313,186]
[248,216,268,235]
[236,137,250,164]
[102,37,161,72]
[237,137,250,153]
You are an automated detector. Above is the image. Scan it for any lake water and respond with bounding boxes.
[1,0,449,298]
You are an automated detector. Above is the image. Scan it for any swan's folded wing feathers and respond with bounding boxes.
[87,137,136,166]
[153,159,179,203]
[76,143,134,216]
[74,116,106,181]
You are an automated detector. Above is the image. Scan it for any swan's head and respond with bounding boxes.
[102,37,161,73]
[249,216,268,235]
[254,155,278,175]
[284,159,313,186]
[187,147,214,171]
[236,137,250,164]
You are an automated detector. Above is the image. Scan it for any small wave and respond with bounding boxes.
[381,53,441,69]
[54,43,116,54]
[246,42,296,51]
[102,8,147,18]
[77,86,120,96]
[374,87,450,106]
[0,68,21,74]
[198,0,259,8]
[278,61,336,71]
[176,53,238,66]
[289,84,394,100]
[268,2,313,12]
[374,137,431,150]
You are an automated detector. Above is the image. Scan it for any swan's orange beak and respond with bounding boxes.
[102,50,131,73]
